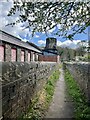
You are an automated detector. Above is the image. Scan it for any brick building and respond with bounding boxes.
[0,31,60,63]
[39,38,60,62]
[0,30,42,62]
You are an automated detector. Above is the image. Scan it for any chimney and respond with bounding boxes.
[45,38,57,50]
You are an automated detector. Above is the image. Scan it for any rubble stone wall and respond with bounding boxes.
[1,62,57,118]
[64,62,90,105]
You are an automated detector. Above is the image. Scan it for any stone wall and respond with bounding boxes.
[64,62,90,105]
[0,62,57,119]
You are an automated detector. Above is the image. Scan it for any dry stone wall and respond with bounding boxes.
[0,62,57,119]
[64,62,90,105]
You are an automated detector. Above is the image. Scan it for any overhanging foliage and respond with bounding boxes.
[7,0,90,39]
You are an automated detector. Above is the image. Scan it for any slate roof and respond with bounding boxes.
[0,30,42,53]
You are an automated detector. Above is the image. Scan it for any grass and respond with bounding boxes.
[64,68,90,120]
[45,70,60,103]
[21,69,60,120]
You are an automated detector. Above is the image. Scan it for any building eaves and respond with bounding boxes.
[26,41,41,51]
[42,49,58,55]
[0,30,42,54]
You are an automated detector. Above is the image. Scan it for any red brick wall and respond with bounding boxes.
[21,50,25,62]
[28,52,31,62]
[39,55,57,62]
[11,48,16,62]
[0,45,4,61]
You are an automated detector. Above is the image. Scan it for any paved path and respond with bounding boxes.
[45,67,74,118]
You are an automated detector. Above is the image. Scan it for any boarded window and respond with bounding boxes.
[36,54,38,61]
[28,52,30,62]
[31,52,33,61]
[35,53,37,61]
[11,48,16,61]
[33,52,35,61]
[0,45,4,61]
[21,50,25,62]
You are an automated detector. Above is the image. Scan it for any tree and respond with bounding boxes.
[57,47,76,61]
[76,40,87,56]
[7,0,90,38]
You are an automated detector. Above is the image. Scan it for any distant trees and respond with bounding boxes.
[57,47,76,61]
[57,40,89,61]
[76,40,87,56]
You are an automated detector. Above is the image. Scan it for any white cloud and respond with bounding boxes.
[38,39,88,49]
[48,27,56,33]
[0,1,55,42]
[57,24,61,29]
[0,1,31,41]
[57,40,62,46]
[78,41,89,47]
[57,40,82,49]
[22,38,29,42]
[35,35,40,38]
[38,40,46,45]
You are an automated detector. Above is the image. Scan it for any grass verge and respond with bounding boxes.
[64,68,90,120]
[21,69,60,120]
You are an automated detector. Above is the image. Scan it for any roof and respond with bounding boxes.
[42,49,58,55]
[0,30,42,53]
[26,41,41,51]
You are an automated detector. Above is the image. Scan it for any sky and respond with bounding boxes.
[0,0,89,49]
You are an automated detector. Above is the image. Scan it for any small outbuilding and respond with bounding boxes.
[39,38,60,62]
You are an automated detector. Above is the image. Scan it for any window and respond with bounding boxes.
[33,52,35,61]
[11,48,16,61]
[0,45,4,61]
[36,54,38,61]
[28,52,30,62]
[21,50,25,62]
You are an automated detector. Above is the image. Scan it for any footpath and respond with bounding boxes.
[45,67,74,118]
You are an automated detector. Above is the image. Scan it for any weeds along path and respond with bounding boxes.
[45,67,74,118]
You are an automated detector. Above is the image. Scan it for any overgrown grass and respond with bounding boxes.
[21,69,60,120]
[45,70,60,102]
[64,68,90,120]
